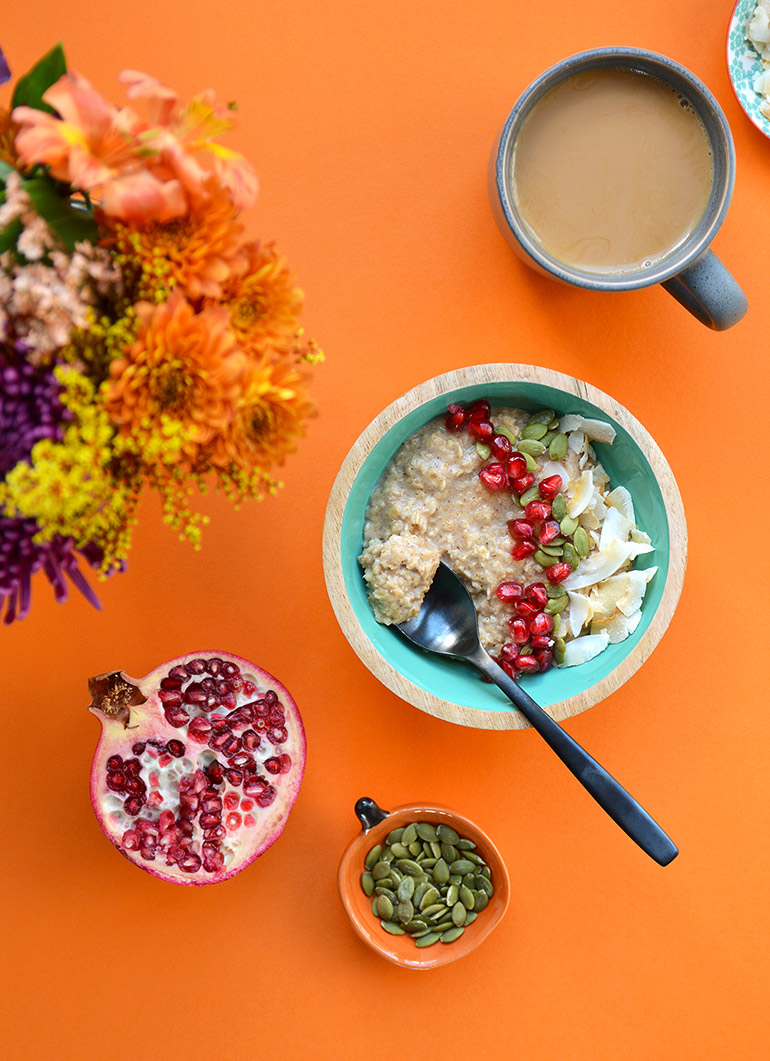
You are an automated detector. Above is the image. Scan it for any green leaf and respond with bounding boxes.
[11,43,67,114]
[23,175,97,249]
[0,217,23,253]
[0,160,15,186]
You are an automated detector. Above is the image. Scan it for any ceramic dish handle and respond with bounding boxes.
[354,797,390,832]
[661,249,748,331]
[469,646,679,866]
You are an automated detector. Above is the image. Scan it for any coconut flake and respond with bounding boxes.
[599,506,633,550]
[559,415,616,444]
[618,570,649,617]
[563,539,631,590]
[567,591,592,638]
[560,631,610,667]
[567,469,595,518]
[605,485,635,523]
[539,461,569,491]
[591,610,641,644]
[568,430,585,454]
[590,574,630,620]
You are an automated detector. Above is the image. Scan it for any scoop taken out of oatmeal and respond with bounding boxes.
[359,533,441,625]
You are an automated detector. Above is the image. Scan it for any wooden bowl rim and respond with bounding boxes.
[337,802,511,969]
[322,363,687,729]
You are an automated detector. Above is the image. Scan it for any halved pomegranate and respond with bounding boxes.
[88,651,305,886]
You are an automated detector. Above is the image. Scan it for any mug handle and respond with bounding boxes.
[661,249,748,331]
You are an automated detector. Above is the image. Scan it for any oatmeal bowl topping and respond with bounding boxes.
[323,364,687,729]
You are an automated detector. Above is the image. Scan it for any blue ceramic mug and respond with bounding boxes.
[488,47,748,330]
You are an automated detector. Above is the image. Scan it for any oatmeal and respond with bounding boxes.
[359,399,655,676]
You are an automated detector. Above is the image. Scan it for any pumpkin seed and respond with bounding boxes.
[385,827,404,845]
[456,838,476,851]
[415,851,426,863]
[552,613,561,634]
[433,858,450,884]
[372,861,391,881]
[475,441,491,460]
[460,884,475,909]
[449,858,475,875]
[476,875,494,897]
[398,858,423,877]
[422,903,447,919]
[381,921,405,935]
[419,885,440,910]
[539,543,564,557]
[415,932,440,947]
[551,493,567,520]
[397,899,414,924]
[521,422,548,441]
[559,514,578,536]
[401,824,417,845]
[526,408,555,426]
[364,845,382,870]
[374,886,397,901]
[408,841,422,856]
[545,594,568,614]
[405,920,429,934]
[379,848,395,864]
[413,882,429,908]
[440,926,465,944]
[534,549,559,567]
[518,438,546,456]
[436,824,460,844]
[520,485,540,506]
[465,911,478,924]
[548,433,569,460]
[377,895,394,920]
[554,638,566,664]
[361,872,375,896]
[390,842,410,859]
[548,417,560,430]
[432,920,455,933]
[397,875,415,902]
[415,822,438,843]
[428,841,442,859]
[562,543,580,569]
[496,425,518,445]
[541,429,556,447]
[446,884,459,906]
[473,891,489,912]
[389,866,404,885]
[421,857,437,870]
[371,896,379,916]
[573,526,590,557]
[522,451,538,473]
[449,874,463,886]
[452,902,467,926]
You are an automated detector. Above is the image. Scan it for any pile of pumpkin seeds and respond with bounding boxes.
[360,821,494,947]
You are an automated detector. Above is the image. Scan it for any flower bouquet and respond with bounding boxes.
[0,44,321,623]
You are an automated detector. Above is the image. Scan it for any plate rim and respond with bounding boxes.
[726,0,770,140]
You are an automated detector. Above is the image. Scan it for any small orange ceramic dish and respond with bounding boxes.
[338,797,510,970]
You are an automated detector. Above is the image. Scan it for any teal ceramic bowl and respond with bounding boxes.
[323,365,687,729]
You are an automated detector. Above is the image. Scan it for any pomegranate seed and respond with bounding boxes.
[158,689,182,705]
[227,677,243,692]
[209,732,233,751]
[509,618,529,644]
[530,611,554,635]
[268,704,285,725]
[256,786,277,808]
[539,520,561,545]
[228,753,253,770]
[511,473,536,494]
[514,654,539,673]
[202,677,217,692]
[546,562,573,584]
[226,812,243,831]
[106,755,123,770]
[107,771,126,792]
[506,453,527,479]
[224,792,240,810]
[166,739,185,758]
[468,419,494,443]
[269,726,288,745]
[496,581,524,604]
[240,799,254,811]
[178,819,194,838]
[515,600,539,621]
[131,743,146,756]
[147,791,163,807]
[225,768,244,786]
[206,658,223,676]
[204,824,226,841]
[524,500,551,521]
[160,676,183,690]
[490,434,512,459]
[534,648,554,672]
[204,762,225,785]
[122,830,139,851]
[185,659,207,675]
[149,771,160,787]
[168,665,188,681]
[479,462,508,491]
[279,754,292,773]
[179,853,202,874]
[539,475,563,500]
[243,776,268,797]
[242,681,257,697]
[183,682,207,705]
[508,519,534,539]
[265,757,282,775]
[201,793,223,813]
[124,758,141,775]
[221,735,241,756]
[124,796,144,816]
[499,642,519,664]
[125,777,146,795]
[159,810,175,830]
[467,398,491,421]
[187,717,212,742]
[525,582,548,608]
[529,633,553,649]
[445,404,467,432]
[511,540,536,560]
[164,704,190,728]
[244,814,256,827]
[200,812,222,829]
[158,753,172,767]
[222,661,240,678]
[498,657,518,679]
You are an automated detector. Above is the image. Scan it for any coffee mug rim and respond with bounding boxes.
[494,46,736,291]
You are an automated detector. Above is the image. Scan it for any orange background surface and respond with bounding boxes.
[2,1,769,1058]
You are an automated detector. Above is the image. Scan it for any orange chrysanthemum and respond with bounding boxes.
[102,185,247,300]
[212,355,315,474]
[213,240,304,357]
[103,290,245,465]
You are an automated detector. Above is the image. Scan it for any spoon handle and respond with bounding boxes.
[470,648,678,866]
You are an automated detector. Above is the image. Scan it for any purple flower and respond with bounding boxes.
[0,353,70,476]
[0,46,10,87]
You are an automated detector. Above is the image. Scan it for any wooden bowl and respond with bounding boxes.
[323,363,687,729]
[338,798,510,970]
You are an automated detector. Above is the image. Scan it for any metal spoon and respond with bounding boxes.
[397,562,678,866]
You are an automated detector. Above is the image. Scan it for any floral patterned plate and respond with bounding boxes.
[727,0,770,138]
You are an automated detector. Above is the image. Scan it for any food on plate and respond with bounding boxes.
[361,821,494,946]
[88,651,305,884]
[748,0,770,117]
[359,400,656,677]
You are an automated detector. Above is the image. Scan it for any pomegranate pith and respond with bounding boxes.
[88,651,306,886]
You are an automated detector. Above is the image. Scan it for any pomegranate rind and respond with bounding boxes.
[89,651,306,886]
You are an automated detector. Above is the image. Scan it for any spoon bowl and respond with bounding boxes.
[398,562,679,867]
